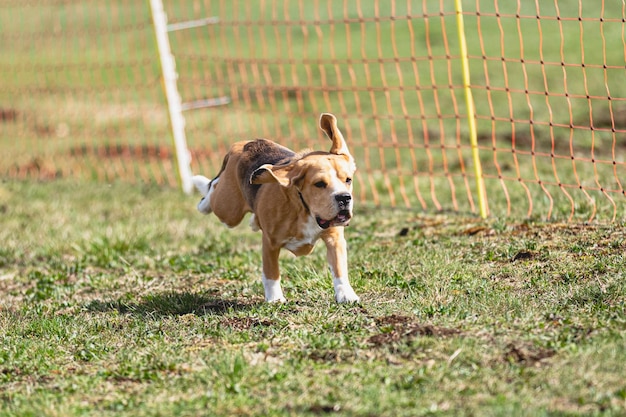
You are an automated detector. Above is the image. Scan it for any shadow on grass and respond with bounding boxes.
[84,291,255,317]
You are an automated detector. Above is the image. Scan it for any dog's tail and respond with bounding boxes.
[192,175,213,214]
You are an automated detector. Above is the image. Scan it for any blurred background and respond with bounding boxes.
[1,0,625,221]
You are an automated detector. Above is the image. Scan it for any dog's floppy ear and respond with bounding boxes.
[319,113,351,157]
[250,163,303,188]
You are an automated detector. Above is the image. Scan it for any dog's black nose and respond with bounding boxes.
[335,193,352,207]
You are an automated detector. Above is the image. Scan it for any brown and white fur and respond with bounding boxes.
[192,113,359,303]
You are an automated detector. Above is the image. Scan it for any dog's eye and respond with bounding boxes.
[314,181,327,189]
[345,178,352,185]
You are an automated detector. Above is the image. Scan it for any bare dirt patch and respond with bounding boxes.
[504,342,557,365]
[0,107,18,123]
[220,317,274,331]
[369,314,462,346]
[68,144,173,161]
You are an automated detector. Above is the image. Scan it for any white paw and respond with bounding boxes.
[197,197,211,214]
[249,214,260,232]
[266,294,287,303]
[334,284,360,303]
[192,175,215,214]
[333,277,360,303]
[262,275,286,303]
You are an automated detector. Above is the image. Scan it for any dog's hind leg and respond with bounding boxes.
[192,175,217,214]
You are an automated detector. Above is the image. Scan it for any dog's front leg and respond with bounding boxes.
[261,237,287,302]
[322,228,360,303]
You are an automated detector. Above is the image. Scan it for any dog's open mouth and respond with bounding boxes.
[316,210,352,229]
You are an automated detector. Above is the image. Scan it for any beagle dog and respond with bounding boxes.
[192,113,359,303]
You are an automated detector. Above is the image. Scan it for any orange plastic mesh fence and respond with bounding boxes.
[1,1,625,222]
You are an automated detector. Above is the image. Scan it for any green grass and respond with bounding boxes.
[2,4,626,410]
[1,179,625,416]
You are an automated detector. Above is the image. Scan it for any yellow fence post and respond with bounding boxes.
[454,0,489,218]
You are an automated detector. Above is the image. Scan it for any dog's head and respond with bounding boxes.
[251,113,356,229]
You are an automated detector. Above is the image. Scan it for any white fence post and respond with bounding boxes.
[149,0,193,194]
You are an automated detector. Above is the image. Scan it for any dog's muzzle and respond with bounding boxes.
[316,193,353,229]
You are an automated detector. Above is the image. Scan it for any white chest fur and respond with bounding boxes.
[283,216,321,255]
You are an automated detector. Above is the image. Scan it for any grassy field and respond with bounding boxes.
[1,179,625,416]
[1,3,626,413]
